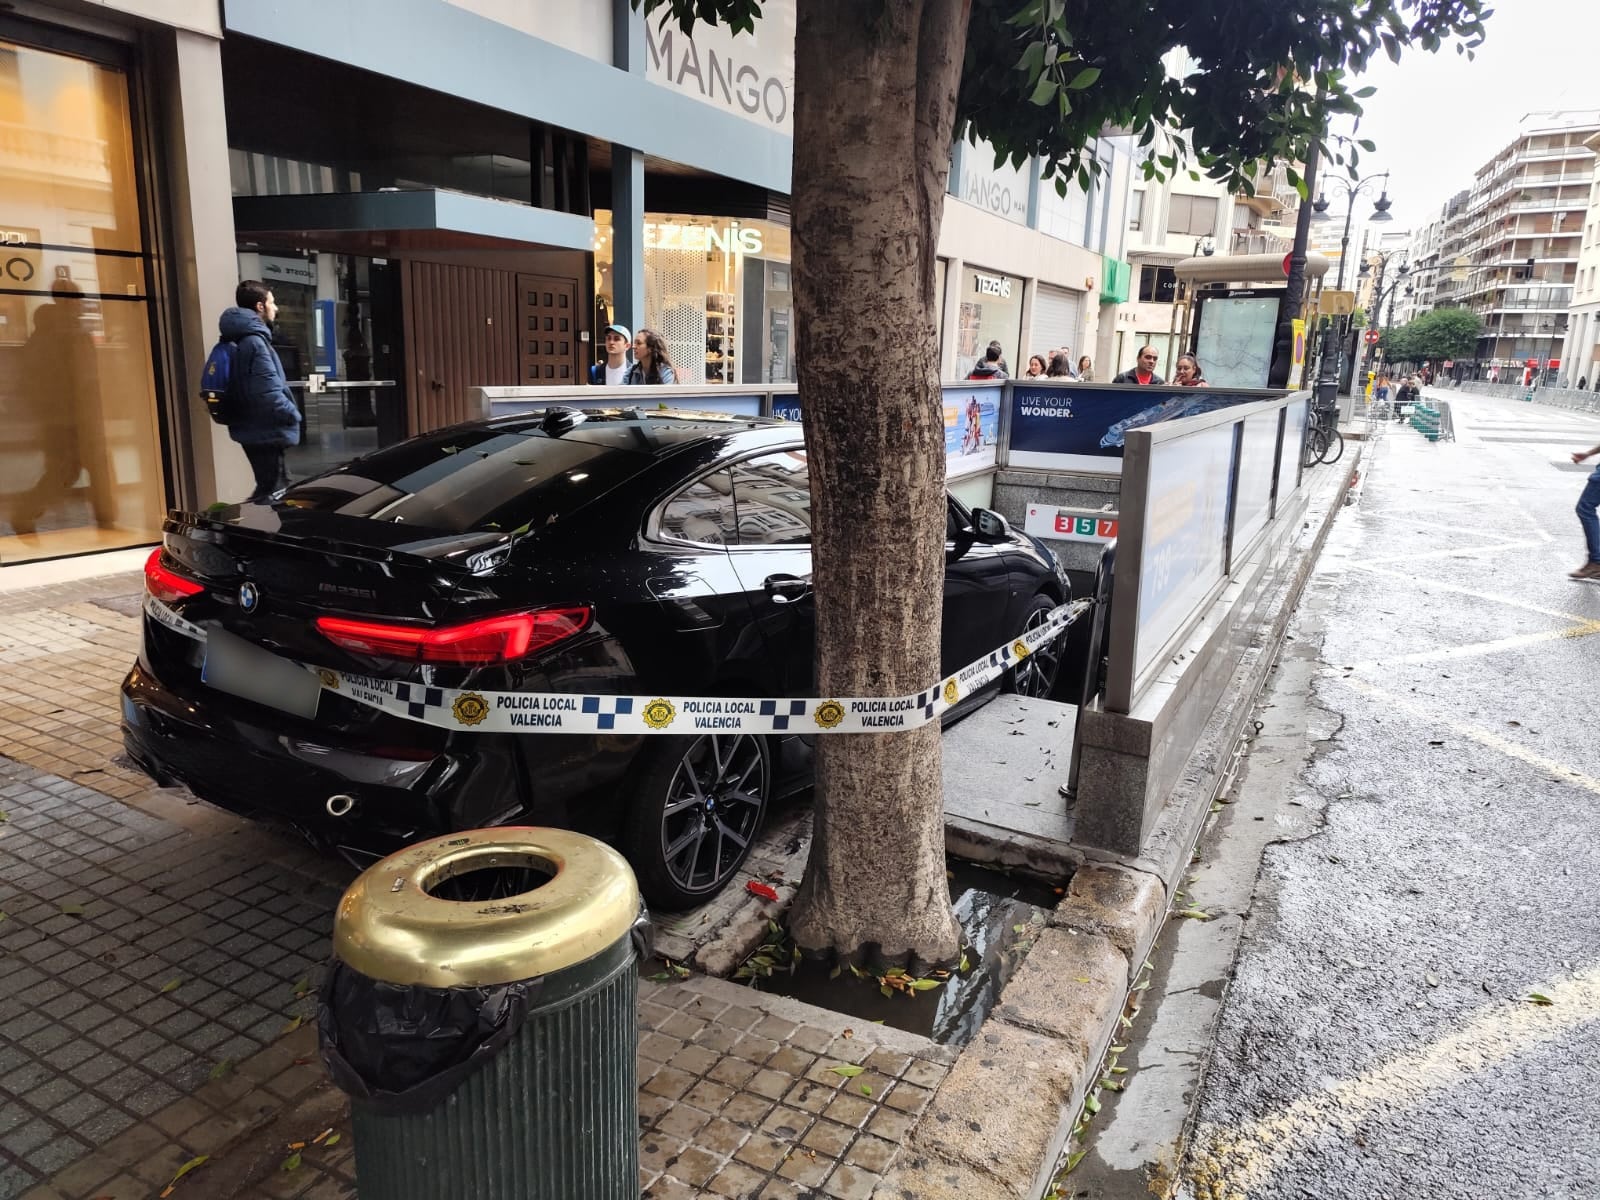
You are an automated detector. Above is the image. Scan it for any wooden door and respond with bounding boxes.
[517,273,579,384]
[402,260,518,433]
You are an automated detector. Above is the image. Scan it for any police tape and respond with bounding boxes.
[143,595,1090,736]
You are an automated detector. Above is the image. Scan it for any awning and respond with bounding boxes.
[233,190,595,256]
[1173,252,1331,285]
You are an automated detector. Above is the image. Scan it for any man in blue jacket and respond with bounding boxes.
[220,280,301,501]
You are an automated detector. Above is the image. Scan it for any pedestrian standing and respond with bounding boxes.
[968,340,1009,380]
[1112,346,1165,385]
[1024,354,1047,379]
[1077,355,1094,382]
[626,329,677,385]
[217,280,301,502]
[1569,441,1600,581]
[1173,354,1207,386]
[589,323,632,384]
[1046,352,1077,379]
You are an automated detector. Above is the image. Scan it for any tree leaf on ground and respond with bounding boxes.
[1175,907,1210,921]
[860,1083,873,1096]
[1523,992,1554,1006]
[159,978,182,994]
[209,1059,233,1080]
[59,902,85,916]
[292,977,311,998]
[1065,1149,1087,1173]
[163,1154,209,1194]
[828,1064,866,1078]
[1084,1094,1101,1115]
[281,1151,302,1172]
[325,1132,341,1147]
[909,978,941,991]
[281,1015,304,1036]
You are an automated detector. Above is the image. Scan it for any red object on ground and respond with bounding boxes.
[746,881,780,902]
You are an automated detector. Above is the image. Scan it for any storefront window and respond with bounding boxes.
[593,210,794,385]
[955,265,1022,378]
[0,39,166,565]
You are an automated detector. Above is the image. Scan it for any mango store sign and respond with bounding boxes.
[644,0,795,133]
[1024,504,1119,543]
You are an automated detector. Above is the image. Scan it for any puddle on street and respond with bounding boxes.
[747,861,1062,1046]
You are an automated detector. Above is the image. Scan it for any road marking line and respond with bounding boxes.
[1343,621,1600,669]
[1348,562,1600,624]
[1326,675,1600,797]
[1184,965,1600,1199]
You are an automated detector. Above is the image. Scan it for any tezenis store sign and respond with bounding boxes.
[643,221,764,255]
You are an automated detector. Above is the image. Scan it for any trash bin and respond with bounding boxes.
[318,827,649,1200]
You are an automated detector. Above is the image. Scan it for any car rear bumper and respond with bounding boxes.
[120,660,535,858]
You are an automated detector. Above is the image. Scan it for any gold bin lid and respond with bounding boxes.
[331,827,641,988]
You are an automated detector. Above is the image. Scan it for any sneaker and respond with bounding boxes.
[1569,562,1600,581]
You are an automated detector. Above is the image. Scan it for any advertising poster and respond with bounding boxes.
[1007,384,1262,474]
[943,383,1001,477]
[1231,409,1283,553]
[772,393,801,422]
[1134,422,1238,682]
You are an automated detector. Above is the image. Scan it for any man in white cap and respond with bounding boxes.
[589,323,633,385]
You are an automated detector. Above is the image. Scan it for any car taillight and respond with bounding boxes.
[145,548,205,604]
[314,607,592,666]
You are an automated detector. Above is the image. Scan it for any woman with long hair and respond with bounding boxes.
[1046,352,1076,379]
[626,328,677,385]
[1024,354,1048,379]
[1077,354,1094,382]
[1174,353,1207,386]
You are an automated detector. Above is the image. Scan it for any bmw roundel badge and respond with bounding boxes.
[238,581,259,612]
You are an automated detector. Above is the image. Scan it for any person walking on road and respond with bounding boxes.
[218,280,301,502]
[625,329,677,385]
[1569,440,1600,581]
[1112,346,1165,385]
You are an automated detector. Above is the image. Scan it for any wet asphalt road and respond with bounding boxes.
[1156,391,1600,1200]
[1174,390,1600,1200]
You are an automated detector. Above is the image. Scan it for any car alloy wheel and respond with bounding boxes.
[659,733,769,897]
[1010,598,1063,698]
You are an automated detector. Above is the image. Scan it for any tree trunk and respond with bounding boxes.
[787,0,971,968]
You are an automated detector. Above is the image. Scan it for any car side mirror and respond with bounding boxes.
[971,508,1010,541]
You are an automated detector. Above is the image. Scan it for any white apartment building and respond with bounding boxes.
[1561,131,1600,389]
[1455,110,1599,374]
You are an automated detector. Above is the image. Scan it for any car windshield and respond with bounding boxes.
[277,423,671,535]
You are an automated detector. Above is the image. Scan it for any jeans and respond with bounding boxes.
[242,444,285,502]
[1578,465,1600,564]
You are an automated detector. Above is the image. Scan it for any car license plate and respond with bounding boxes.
[201,627,321,720]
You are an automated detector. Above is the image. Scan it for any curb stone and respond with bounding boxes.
[874,448,1362,1199]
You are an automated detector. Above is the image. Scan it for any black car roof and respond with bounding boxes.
[482,407,794,456]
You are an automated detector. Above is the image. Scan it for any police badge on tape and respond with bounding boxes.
[642,698,677,729]
[813,700,845,730]
[452,692,490,726]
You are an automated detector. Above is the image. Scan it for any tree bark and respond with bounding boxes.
[787,0,971,968]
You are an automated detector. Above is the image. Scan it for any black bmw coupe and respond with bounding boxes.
[122,408,1071,908]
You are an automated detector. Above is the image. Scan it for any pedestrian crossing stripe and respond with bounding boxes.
[141,595,1089,736]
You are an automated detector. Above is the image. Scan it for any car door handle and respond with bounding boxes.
[764,574,812,604]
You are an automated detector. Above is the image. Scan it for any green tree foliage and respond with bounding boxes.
[1382,307,1483,362]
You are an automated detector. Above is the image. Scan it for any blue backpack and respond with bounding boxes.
[200,336,250,425]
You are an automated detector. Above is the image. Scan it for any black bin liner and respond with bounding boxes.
[318,960,543,1116]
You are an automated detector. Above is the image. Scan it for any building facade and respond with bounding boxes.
[1450,110,1599,379]
[0,0,1133,568]
[1559,132,1600,390]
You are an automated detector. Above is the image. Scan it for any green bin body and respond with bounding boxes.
[320,828,644,1200]
[351,934,637,1199]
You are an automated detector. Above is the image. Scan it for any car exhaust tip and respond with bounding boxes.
[326,793,358,818]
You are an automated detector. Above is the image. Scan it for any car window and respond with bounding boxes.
[659,470,738,546]
[730,451,811,546]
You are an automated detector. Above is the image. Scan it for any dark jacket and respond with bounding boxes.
[1112,368,1165,385]
[968,361,1008,381]
[624,360,677,386]
[219,307,300,447]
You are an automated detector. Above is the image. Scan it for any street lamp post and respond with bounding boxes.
[1311,172,1396,401]
[1359,251,1410,382]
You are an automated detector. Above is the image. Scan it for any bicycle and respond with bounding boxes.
[1302,400,1345,467]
